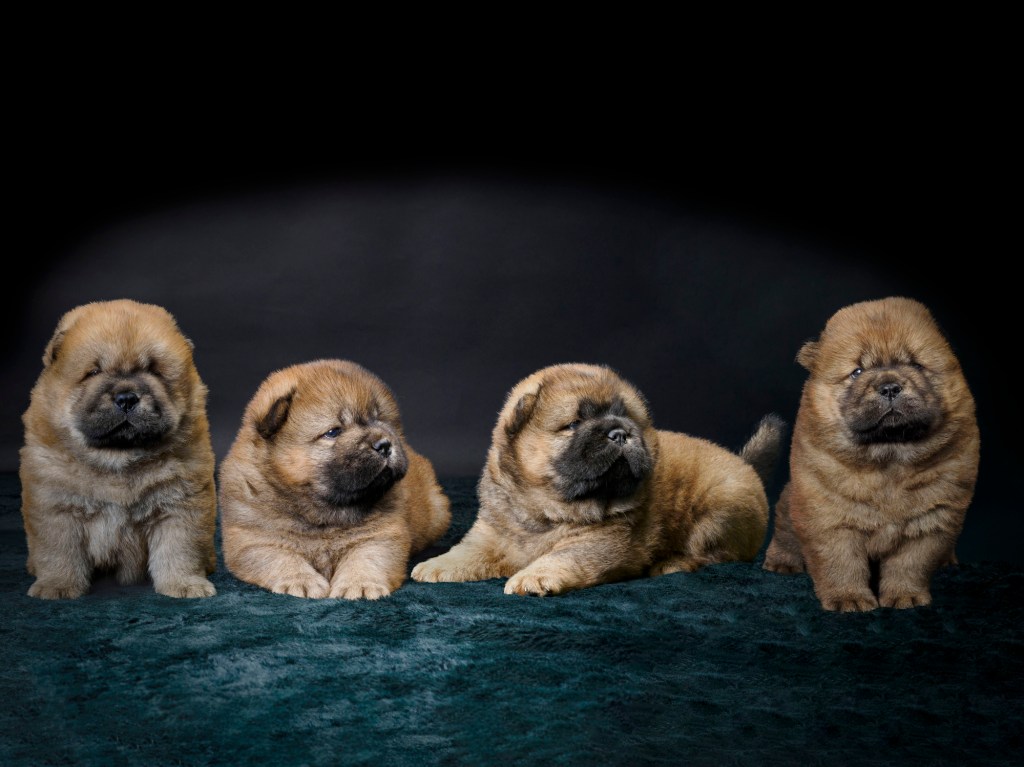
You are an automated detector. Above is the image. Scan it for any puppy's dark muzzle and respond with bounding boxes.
[321,425,408,509]
[553,416,651,502]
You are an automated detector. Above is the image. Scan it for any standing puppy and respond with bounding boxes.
[763,297,980,611]
[218,359,451,599]
[413,363,784,595]
[20,299,218,599]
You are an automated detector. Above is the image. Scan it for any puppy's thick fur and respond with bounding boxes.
[763,297,980,612]
[412,363,784,595]
[19,299,217,599]
[218,359,450,599]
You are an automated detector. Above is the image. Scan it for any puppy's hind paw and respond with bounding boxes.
[762,559,806,575]
[649,556,704,577]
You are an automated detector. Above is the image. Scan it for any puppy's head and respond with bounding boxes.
[246,360,409,510]
[492,363,656,504]
[796,296,973,455]
[35,299,203,455]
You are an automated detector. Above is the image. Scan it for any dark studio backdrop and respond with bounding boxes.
[3,61,1017,565]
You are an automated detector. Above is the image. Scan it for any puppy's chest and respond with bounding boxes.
[69,494,167,525]
[295,529,385,577]
[824,465,962,536]
[39,450,191,518]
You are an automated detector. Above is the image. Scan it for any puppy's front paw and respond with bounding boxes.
[271,573,330,599]
[880,589,932,609]
[412,553,498,583]
[820,592,879,612]
[156,576,217,599]
[504,568,573,597]
[329,580,393,600]
[28,578,89,600]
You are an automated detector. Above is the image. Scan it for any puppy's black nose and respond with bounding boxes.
[878,382,902,401]
[608,428,628,445]
[114,392,140,413]
[372,438,392,457]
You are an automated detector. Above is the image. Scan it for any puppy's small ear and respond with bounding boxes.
[256,391,295,440]
[42,307,85,367]
[504,384,542,438]
[42,330,66,368]
[796,340,819,371]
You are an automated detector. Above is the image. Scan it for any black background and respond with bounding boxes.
[4,33,1017,561]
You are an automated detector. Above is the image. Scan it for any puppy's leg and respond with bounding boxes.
[147,513,217,598]
[804,528,878,612]
[878,533,950,609]
[24,511,92,599]
[329,540,409,600]
[504,529,639,596]
[408,487,453,554]
[423,491,453,549]
[411,522,518,583]
[227,543,329,598]
[650,503,765,576]
[649,553,716,576]
[762,487,806,574]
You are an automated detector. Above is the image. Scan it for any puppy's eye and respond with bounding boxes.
[910,362,925,371]
[850,368,863,379]
[82,367,101,381]
[564,420,582,431]
[147,361,161,377]
[321,427,342,439]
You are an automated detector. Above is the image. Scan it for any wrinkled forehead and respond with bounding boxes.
[543,376,649,424]
[293,369,400,423]
[824,306,944,367]
[63,311,188,369]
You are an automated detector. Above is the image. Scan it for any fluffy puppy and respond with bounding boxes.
[412,363,784,596]
[218,359,451,599]
[19,299,217,599]
[763,297,980,611]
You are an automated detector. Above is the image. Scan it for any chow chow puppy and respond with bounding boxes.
[762,297,980,611]
[218,359,451,599]
[19,299,218,599]
[412,363,784,595]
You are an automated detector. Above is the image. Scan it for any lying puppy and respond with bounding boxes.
[413,363,784,595]
[20,299,218,599]
[763,297,980,611]
[218,359,451,599]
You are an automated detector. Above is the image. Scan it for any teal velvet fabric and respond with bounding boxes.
[2,474,1021,766]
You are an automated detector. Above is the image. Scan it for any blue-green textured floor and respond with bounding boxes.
[1,474,1021,766]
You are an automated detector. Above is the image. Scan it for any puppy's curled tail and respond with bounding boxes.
[738,413,787,489]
